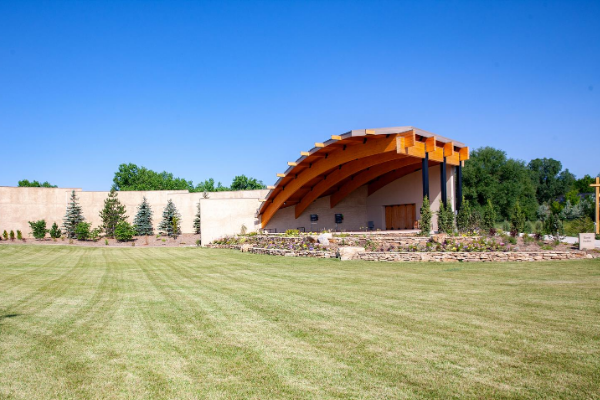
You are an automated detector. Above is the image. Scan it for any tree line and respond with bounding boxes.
[463,147,598,223]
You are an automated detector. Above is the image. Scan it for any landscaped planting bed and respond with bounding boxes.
[209,233,599,261]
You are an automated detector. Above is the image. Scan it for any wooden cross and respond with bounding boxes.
[591,177,600,235]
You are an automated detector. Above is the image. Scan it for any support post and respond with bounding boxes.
[422,153,429,200]
[441,157,447,206]
[592,177,600,235]
[456,161,463,211]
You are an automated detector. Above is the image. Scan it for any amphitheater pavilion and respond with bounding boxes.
[0,126,469,243]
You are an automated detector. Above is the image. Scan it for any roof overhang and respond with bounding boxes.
[259,126,469,228]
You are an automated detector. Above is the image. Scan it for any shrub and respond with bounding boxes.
[419,196,432,236]
[9,230,15,240]
[543,213,564,241]
[564,216,595,236]
[49,222,62,239]
[523,234,534,244]
[285,229,300,236]
[28,220,48,240]
[114,221,136,242]
[75,222,91,240]
[437,202,454,233]
[16,230,22,240]
[2,230,8,240]
[90,227,102,241]
[501,220,510,232]
[105,238,109,246]
[524,221,533,234]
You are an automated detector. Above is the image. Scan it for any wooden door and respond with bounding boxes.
[385,204,416,230]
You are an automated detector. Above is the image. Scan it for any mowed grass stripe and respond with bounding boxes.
[0,246,599,399]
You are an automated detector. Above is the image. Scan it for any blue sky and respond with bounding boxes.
[1,0,598,190]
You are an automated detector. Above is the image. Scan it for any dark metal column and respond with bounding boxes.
[456,162,463,211]
[441,157,447,206]
[422,153,429,200]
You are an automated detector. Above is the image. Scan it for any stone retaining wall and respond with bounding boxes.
[207,243,595,262]
[358,251,591,262]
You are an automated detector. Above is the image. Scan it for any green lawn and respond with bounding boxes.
[0,246,599,399]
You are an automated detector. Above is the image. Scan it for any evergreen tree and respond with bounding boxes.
[437,202,455,233]
[419,196,432,236]
[63,190,85,239]
[49,222,62,239]
[482,199,497,231]
[158,199,182,238]
[99,188,128,238]
[133,196,154,236]
[510,201,526,233]
[193,201,201,234]
[456,197,473,233]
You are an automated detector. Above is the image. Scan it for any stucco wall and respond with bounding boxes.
[265,186,368,233]
[366,164,455,232]
[265,164,456,233]
[0,186,268,240]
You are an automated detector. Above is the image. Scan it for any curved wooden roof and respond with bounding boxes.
[259,126,469,228]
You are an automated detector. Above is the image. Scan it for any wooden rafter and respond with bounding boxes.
[294,152,410,219]
[368,160,439,196]
[260,135,399,227]
[329,157,422,208]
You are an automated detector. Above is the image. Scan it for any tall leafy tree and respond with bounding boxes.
[112,163,193,191]
[99,188,128,238]
[63,190,85,239]
[463,147,537,220]
[18,179,57,188]
[230,175,266,190]
[158,199,182,237]
[133,196,154,236]
[528,158,575,204]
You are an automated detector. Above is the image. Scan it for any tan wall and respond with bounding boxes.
[0,186,268,239]
[366,164,455,232]
[200,198,264,244]
[265,186,368,233]
[265,165,456,234]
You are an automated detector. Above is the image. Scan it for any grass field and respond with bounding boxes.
[0,245,599,399]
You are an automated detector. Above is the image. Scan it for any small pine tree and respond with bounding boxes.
[193,201,201,234]
[2,230,8,240]
[99,188,128,238]
[158,199,182,238]
[28,220,48,240]
[63,190,85,239]
[49,222,62,239]
[482,199,497,231]
[16,230,22,240]
[133,196,154,236]
[9,230,15,240]
[437,202,455,233]
[510,201,526,234]
[419,196,432,236]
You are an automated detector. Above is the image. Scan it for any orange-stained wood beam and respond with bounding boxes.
[329,157,422,208]
[459,147,470,161]
[443,142,454,157]
[425,137,436,153]
[260,136,400,227]
[294,152,409,219]
[368,160,439,196]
